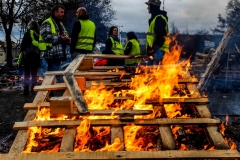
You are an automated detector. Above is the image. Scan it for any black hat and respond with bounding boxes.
[145,0,161,6]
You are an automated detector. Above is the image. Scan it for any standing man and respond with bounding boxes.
[39,4,70,82]
[145,0,170,65]
[70,7,96,60]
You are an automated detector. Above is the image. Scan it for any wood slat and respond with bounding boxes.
[111,127,124,151]
[207,126,230,150]
[65,54,86,74]
[3,150,240,160]
[34,83,67,91]
[13,118,221,130]
[74,72,131,77]
[196,105,212,118]
[159,125,176,150]
[24,102,50,110]
[63,75,88,113]
[60,129,76,152]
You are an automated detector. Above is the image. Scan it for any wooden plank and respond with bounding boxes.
[60,129,76,152]
[13,118,221,130]
[65,54,86,74]
[86,54,136,59]
[111,127,124,151]
[45,71,64,76]
[34,83,67,91]
[23,102,50,110]
[114,97,210,104]
[196,105,212,118]
[93,66,124,70]
[186,83,201,98]
[78,57,94,70]
[159,125,176,150]
[63,75,88,113]
[207,126,230,150]
[3,150,240,160]
[74,72,131,77]
[60,90,76,152]
[9,76,55,154]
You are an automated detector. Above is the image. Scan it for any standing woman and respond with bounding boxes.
[124,31,141,66]
[102,26,124,66]
[20,20,40,95]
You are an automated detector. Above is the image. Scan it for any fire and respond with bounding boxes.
[219,115,237,150]
[22,127,65,153]
[164,104,190,118]
[124,124,161,151]
[74,118,123,152]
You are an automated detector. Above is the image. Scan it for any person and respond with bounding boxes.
[145,0,170,65]
[39,4,70,82]
[70,7,96,60]
[20,21,40,95]
[102,26,124,66]
[124,31,141,66]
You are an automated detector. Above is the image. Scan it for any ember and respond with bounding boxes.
[124,125,162,151]
[171,125,214,150]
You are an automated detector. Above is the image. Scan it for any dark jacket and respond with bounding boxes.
[148,4,168,50]
[124,41,132,55]
[102,36,124,66]
[70,15,96,54]
[20,30,40,67]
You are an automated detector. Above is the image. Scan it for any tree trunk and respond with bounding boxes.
[6,29,13,68]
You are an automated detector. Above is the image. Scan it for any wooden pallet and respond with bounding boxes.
[2,54,240,160]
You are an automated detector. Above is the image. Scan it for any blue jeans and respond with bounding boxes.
[148,47,164,65]
[45,58,63,83]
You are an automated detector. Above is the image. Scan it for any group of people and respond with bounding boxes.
[19,0,169,95]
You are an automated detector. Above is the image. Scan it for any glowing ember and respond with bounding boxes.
[171,125,214,150]
[124,124,161,151]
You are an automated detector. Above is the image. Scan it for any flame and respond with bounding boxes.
[74,118,123,152]
[124,124,143,151]
[164,104,190,118]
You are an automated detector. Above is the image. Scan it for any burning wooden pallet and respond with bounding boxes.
[1,54,240,159]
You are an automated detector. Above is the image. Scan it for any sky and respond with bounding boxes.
[112,0,229,33]
[0,0,229,41]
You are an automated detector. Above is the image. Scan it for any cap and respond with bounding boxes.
[145,0,161,6]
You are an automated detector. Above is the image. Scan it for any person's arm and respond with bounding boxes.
[154,16,167,48]
[40,21,59,45]
[70,21,81,53]
[124,41,132,55]
[20,32,31,52]
[102,38,114,54]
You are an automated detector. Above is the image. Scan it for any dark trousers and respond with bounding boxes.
[23,65,38,93]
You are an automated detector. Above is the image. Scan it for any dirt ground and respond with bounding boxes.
[0,89,35,153]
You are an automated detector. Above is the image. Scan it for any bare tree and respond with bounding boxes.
[0,0,40,67]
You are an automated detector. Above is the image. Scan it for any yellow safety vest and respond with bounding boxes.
[146,15,170,52]
[76,19,96,51]
[124,39,141,64]
[39,17,68,51]
[109,37,124,55]
[30,30,39,47]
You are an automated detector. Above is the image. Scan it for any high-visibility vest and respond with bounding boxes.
[76,19,96,51]
[109,37,124,55]
[39,17,68,51]
[29,30,39,47]
[124,39,141,64]
[146,14,170,52]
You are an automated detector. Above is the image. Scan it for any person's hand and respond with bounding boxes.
[147,46,154,55]
[61,35,71,44]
